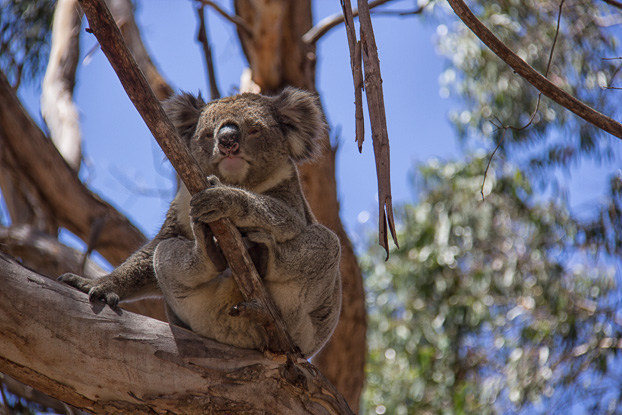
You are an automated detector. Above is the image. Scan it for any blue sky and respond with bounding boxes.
[16,1,619,265]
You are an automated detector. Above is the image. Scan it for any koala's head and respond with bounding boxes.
[164,88,327,189]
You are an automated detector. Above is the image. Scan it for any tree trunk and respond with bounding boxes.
[0,253,353,415]
[234,2,366,411]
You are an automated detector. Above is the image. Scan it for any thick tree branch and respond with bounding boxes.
[0,253,353,415]
[78,0,300,356]
[447,0,622,141]
[0,71,146,266]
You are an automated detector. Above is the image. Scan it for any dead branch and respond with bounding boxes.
[350,0,399,257]
[304,0,395,44]
[447,0,622,141]
[196,5,221,100]
[78,0,300,356]
[340,0,365,152]
[0,253,353,415]
[196,0,252,36]
[41,0,83,171]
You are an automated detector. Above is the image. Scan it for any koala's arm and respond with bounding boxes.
[190,183,307,243]
[58,216,182,307]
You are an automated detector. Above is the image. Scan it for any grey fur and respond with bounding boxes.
[59,88,341,357]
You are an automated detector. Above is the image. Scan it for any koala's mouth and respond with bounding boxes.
[217,156,249,184]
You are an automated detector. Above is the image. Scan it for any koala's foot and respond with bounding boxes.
[58,273,121,308]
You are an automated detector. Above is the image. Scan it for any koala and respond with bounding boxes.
[59,88,342,357]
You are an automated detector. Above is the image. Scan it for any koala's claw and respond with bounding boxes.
[88,286,120,308]
[206,175,222,188]
[58,272,120,308]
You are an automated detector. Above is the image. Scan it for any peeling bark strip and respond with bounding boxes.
[77,0,300,355]
[447,0,622,140]
[0,253,354,415]
[342,0,399,257]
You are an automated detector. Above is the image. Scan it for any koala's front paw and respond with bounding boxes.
[205,175,222,188]
[190,185,241,224]
[58,273,121,308]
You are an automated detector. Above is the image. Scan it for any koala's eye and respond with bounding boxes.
[203,131,214,140]
[248,126,261,137]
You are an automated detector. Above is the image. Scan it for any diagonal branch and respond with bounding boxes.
[447,0,622,141]
[77,0,299,356]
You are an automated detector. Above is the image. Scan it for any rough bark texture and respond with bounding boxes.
[0,253,353,415]
[234,2,367,411]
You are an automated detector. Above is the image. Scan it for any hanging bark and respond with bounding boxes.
[233,2,367,411]
[0,253,353,415]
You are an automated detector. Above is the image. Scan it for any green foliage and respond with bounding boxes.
[362,156,622,414]
[434,0,620,169]
[0,0,56,88]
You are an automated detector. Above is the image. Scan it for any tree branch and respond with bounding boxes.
[195,0,252,37]
[447,0,622,141]
[41,0,83,171]
[78,0,300,356]
[602,0,622,10]
[341,0,365,152]
[0,253,353,414]
[0,71,146,266]
[196,5,221,100]
[303,0,395,44]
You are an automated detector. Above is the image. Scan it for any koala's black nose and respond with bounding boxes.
[217,124,240,155]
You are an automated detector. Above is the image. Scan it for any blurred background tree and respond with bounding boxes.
[363,155,622,414]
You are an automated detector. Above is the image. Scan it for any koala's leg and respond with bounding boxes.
[248,224,342,357]
[58,241,161,308]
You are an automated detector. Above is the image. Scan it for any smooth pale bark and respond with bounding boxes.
[41,0,83,171]
[0,253,353,415]
[234,2,367,410]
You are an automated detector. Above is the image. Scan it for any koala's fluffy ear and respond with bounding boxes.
[273,87,327,162]
[163,92,206,143]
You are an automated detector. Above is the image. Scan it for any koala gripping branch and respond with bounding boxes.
[77,0,300,356]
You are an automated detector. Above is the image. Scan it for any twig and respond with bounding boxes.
[602,0,622,9]
[480,0,565,200]
[195,0,252,37]
[196,5,220,100]
[447,0,622,140]
[303,0,396,45]
[77,0,300,356]
[357,0,399,257]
